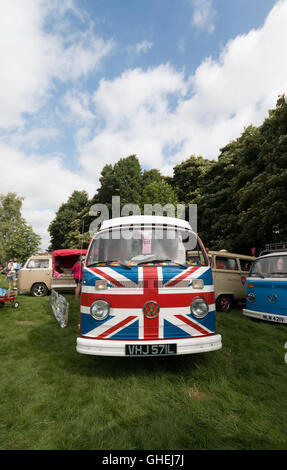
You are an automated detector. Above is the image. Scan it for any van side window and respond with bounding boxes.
[215,256,238,270]
[27,259,49,269]
[239,259,252,271]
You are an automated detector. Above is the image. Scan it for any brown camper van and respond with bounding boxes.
[208,250,255,312]
[18,249,87,297]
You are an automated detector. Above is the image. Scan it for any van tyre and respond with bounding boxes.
[216,295,232,313]
[31,283,48,297]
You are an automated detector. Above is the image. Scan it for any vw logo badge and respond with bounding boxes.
[268,294,278,304]
[143,301,160,319]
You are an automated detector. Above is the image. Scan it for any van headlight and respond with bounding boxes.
[191,298,209,318]
[192,279,204,289]
[95,280,107,290]
[247,292,256,302]
[90,300,110,321]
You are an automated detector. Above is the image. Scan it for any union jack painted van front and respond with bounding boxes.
[76,216,222,357]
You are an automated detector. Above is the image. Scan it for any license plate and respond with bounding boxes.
[262,314,285,323]
[125,343,177,356]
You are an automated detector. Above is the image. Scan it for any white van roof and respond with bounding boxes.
[259,251,287,259]
[101,215,192,231]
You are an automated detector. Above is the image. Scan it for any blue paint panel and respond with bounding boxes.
[199,269,214,286]
[113,266,139,283]
[246,279,287,316]
[161,266,183,285]
[186,312,216,332]
[81,313,113,335]
[164,319,192,338]
[111,320,139,339]
[83,268,102,287]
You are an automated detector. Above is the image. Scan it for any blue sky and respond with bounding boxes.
[0,0,286,248]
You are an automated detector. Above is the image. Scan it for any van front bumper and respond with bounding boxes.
[243,308,287,324]
[76,334,222,357]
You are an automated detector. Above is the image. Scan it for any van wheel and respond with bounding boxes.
[31,283,48,297]
[216,295,232,312]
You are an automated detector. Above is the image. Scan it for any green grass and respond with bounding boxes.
[0,274,287,450]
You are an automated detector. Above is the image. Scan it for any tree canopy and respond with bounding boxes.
[48,190,90,250]
[0,192,41,263]
[46,94,287,256]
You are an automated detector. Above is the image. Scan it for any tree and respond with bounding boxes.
[172,155,214,204]
[95,155,143,213]
[189,95,287,254]
[142,180,178,212]
[63,205,93,249]
[142,168,164,187]
[235,95,287,253]
[48,190,90,250]
[0,192,41,262]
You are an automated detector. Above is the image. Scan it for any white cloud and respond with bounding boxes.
[127,40,153,57]
[9,127,60,151]
[190,0,216,34]
[0,143,96,249]
[0,0,114,248]
[78,0,287,179]
[61,90,95,123]
[0,0,114,129]
[78,65,187,177]
[135,40,153,54]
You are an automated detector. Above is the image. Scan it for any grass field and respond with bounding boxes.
[0,274,287,450]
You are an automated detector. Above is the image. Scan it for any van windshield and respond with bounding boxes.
[250,255,287,278]
[86,226,208,268]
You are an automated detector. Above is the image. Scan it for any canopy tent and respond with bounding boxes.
[52,249,87,271]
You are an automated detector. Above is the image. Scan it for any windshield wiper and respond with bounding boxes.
[87,260,131,269]
[251,272,265,278]
[271,272,287,276]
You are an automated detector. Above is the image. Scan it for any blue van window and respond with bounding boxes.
[250,255,287,278]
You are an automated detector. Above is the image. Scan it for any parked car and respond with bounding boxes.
[208,250,256,312]
[243,250,287,323]
[17,249,87,296]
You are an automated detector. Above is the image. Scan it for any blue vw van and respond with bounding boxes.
[243,250,287,324]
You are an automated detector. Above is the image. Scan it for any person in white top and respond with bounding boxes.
[7,259,17,290]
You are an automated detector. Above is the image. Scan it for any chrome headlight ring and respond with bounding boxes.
[90,300,110,321]
[190,298,209,319]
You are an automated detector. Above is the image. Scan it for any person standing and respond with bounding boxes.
[71,257,83,300]
[7,259,17,290]
[14,258,20,277]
